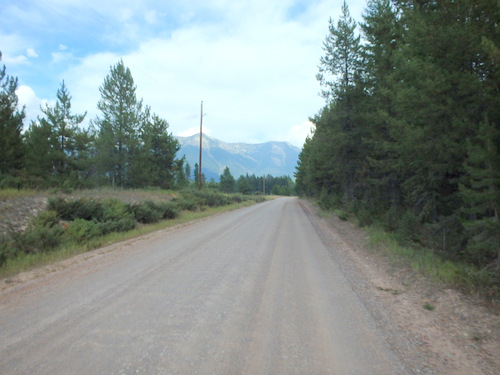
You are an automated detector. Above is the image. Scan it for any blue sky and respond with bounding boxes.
[2,0,366,147]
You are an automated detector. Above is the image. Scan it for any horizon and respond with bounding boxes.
[176,132,301,149]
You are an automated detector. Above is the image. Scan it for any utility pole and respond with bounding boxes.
[198,101,203,190]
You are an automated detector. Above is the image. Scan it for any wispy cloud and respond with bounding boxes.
[5,0,367,147]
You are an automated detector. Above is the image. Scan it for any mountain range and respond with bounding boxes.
[176,134,301,181]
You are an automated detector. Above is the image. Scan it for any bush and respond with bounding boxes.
[160,203,179,219]
[0,234,14,267]
[31,210,60,228]
[23,223,64,253]
[173,198,200,212]
[64,219,101,243]
[48,197,104,221]
[101,199,131,222]
[97,217,136,234]
[127,201,163,224]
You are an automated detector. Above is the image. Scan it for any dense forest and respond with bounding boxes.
[295,0,499,271]
[0,56,295,194]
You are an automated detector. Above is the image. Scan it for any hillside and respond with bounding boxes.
[176,134,300,181]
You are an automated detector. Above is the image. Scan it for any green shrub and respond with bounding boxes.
[253,196,267,203]
[31,210,60,228]
[48,197,104,221]
[127,201,163,224]
[230,194,244,203]
[173,195,202,211]
[23,223,64,253]
[101,199,130,222]
[64,219,101,243]
[160,203,179,219]
[0,234,14,267]
[97,217,136,234]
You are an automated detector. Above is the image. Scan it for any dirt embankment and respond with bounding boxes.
[0,189,174,235]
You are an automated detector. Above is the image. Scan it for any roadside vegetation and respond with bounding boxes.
[0,189,266,278]
[0,45,292,278]
[296,1,499,299]
[320,205,499,300]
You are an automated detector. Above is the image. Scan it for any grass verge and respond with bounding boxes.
[0,189,38,200]
[0,193,265,280]
[365,225,499,298]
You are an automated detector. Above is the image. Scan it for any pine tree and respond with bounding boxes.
[317,0,362,100]
[194,163,199,186]
[185,161,191,182]
[237,175,252,195]
[24,120,55,181]
[359,0,403,220]
[313,1,366,203]
[0,53,25,176]
[93,60,144,187]
[39,81,86,180]
[174,156,189,189]
[219,167,235,193]
[460,117,500,269]
[133,112,180,188]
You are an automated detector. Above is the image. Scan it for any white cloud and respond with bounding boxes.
[51,51,73,63]
[118,8,133,22]
[16,85,46,127]
[144,10,158,25]
[285,120,315,148]
[26,48,38,58]
[9,0,367,146]
[4,54,29,65]
[178,125,211,138]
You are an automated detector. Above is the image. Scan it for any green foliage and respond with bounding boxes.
[48,197,104,221]
[127,201,163,224]
[423,303,435,311]
[219,167,235,193]
[92,59,174,188]
[237,176,252,195]
[296,0,500,275]
[23,81,90,187]
[132,112,180,189]
[0,55,25,175]
[64,219,101,243]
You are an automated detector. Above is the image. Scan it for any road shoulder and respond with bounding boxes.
[298,199,499,375]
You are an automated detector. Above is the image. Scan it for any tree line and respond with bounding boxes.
[1,58,180,190]
[1,56,296,194]
[295,0,499,271]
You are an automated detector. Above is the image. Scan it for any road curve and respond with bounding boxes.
[0,197,406,374]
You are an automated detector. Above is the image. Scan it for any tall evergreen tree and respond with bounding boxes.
[174,156,190,189]
[312,1,366,203]
[93,60,144,187]
[193,163,199,186]
[460,117,500,268]
[219,167,235,193]
[317,0,362,100]
[359,0,403,220]
[24,120,55,181]
[133,112,180,188]
[0,52,25,176]
[40,81,86,179]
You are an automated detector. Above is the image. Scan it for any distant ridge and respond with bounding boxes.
[176,134,300,181]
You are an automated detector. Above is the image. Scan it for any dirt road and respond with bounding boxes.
[1,197,415,374]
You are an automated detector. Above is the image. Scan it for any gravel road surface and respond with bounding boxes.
[0,197,410,374]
